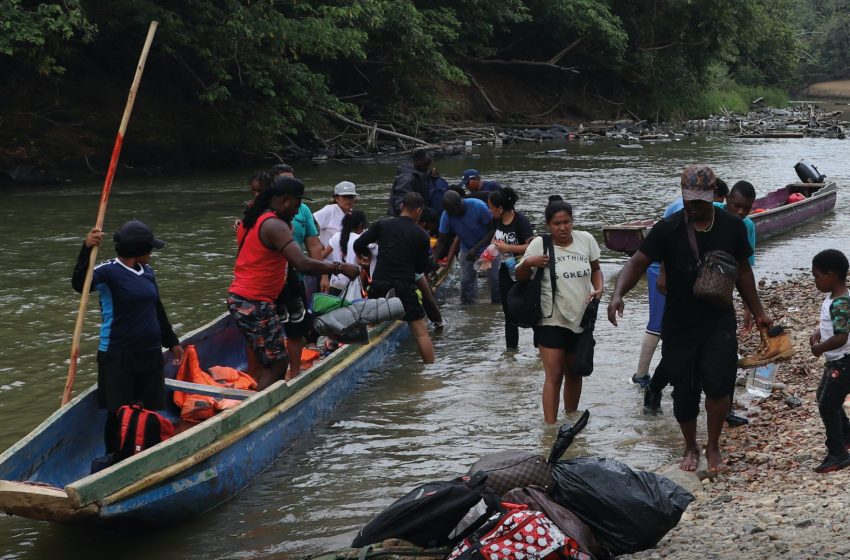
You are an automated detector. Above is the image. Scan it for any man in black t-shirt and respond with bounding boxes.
[608,165,773,475]
[355,192,435,364]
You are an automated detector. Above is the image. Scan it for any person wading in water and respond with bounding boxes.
[608,165,772,474]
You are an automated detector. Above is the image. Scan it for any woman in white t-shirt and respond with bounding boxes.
[324,210,368,301]
[516,196,603,423]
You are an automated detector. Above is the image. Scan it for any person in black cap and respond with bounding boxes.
[229,177,359,388]
[72,220,184,456]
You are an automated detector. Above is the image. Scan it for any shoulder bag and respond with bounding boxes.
[685,217,738,307]
[572,298,599,377]
[506,235,556,328]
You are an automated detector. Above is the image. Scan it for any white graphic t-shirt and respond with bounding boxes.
[520,231,600,332]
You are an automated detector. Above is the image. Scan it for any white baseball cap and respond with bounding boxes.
[334,181,357,196]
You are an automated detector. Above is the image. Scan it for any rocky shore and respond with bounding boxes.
[621,276,850,559]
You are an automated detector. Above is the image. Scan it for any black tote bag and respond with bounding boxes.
[506,235,556,328]
[573,297,599,377]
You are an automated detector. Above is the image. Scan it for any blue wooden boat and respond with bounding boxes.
[0,274,449,525]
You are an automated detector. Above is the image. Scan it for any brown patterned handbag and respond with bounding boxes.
[686,220,738,307]
[467,451,554,495]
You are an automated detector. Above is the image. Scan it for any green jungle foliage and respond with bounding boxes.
[0,0,843,163]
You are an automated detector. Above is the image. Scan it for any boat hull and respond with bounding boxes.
[601,182,837,255]
[0,272,451,525]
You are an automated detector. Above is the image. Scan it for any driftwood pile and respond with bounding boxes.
[686,102,847,139]
[293,100,847,163]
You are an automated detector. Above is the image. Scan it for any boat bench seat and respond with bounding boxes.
[163,378,255,401]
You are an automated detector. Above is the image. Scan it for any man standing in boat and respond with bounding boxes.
[387,149,432,216]
[609,165,772,474]
[72,220,183,455]
[229,177,358,390]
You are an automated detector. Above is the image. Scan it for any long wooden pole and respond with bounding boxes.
[62,21,159,406]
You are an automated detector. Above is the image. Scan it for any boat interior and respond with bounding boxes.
[0,315,250,489]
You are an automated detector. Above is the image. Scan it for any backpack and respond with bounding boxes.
[352,471,501,549]
[447,503,592,560]
[115,404,175,461]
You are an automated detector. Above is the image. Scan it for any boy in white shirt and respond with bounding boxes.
[810,249,850,473]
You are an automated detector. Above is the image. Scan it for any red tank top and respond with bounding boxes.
[229,212,288,302]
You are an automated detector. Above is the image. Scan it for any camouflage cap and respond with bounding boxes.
[680,165,716,202]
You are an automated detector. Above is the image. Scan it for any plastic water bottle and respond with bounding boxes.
[746,363,778,398]
[503,256,517,281]
[473,244,498,272]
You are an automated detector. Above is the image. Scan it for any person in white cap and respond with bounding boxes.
[313,181,358,292]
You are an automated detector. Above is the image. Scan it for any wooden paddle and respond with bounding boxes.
[62,22,159,406]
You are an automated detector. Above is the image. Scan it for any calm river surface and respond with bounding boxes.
[0,137,848,559]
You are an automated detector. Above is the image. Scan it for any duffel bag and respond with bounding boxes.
[352,471,501,549]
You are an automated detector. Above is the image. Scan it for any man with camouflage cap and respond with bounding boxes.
[607,165,772,474]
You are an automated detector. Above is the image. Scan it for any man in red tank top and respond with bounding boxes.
[228,177,359,389]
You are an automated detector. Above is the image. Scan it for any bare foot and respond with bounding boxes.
[705,446,727,474]
[679,447,700,471]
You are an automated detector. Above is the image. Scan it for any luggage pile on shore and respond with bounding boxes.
[311,412,694,560]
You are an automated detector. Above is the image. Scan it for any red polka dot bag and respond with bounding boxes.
[447,503,592,560]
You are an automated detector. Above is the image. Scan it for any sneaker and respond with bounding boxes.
[737,326,795,368]
[725,412,749,427]
[813,453,850,473]
[630,373,651,388]
[643,387,662,414]
[287,297,306,323]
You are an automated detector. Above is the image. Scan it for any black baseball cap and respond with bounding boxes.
[272,176,314,201]
[113,220,165,249]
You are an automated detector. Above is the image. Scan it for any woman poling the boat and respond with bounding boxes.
[228,176,359,389]
[72,220,184,455]
[323,210,368,301]
[487,186,534,350]
[515,196,603,423]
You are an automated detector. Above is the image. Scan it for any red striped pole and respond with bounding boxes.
[62,22,159,405]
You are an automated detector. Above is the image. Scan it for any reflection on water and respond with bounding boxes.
[0,137,848,559]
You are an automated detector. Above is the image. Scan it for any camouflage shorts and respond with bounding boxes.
[226,293,287,366]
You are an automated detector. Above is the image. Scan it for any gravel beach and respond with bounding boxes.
[621,276,850,559]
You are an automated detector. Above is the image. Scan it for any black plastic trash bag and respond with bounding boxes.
[549,457,694,555]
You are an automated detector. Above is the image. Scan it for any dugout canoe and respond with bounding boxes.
[0,273,449,526]
[602,181,838,255]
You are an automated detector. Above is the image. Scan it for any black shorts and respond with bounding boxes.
[97,349,165,411]
[369,281,425,322]
[661,328,737,423]
[532,325,580,352]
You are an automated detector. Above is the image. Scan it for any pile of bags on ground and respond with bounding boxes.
[349,412,693,560]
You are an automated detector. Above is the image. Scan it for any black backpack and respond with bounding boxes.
[352,471,501,549]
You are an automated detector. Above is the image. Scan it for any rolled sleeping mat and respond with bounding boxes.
[313,297,405,338]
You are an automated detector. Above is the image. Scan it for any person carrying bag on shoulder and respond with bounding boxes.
[515,196,603,424]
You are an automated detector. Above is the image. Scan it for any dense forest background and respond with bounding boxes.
[1,0,849,170]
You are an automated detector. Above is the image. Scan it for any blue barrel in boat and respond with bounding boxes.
[795,159,825,183]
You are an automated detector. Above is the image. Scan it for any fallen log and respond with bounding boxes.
[320,108,428,146]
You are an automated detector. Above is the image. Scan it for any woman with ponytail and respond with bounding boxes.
[515,195,603,422]
[325,210,368,301]
[488,186,534,349]
[229,177,359,388]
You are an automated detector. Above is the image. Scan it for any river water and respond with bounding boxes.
[0,137,847,559]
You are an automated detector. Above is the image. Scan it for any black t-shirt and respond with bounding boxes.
[353,216,430,287]
[494,211,534,255]
[639,208,752,340]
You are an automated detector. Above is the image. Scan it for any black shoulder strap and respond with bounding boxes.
[542,234,556,319]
